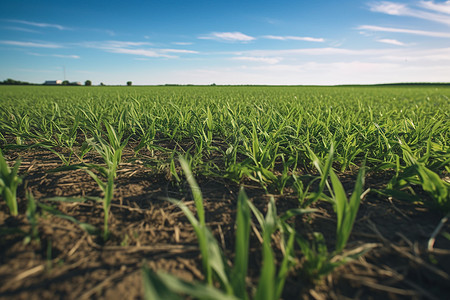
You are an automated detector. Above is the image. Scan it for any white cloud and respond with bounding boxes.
[0,40,63,48]
[231,46,450,69]
[2,26,41,33]
[199,32,255,42]
[107,47,175,58]
[376,38,407,45]
[358,25,450,37]
[369,2,409,15]
[160,49,199,54]
[369,1,450,25]
[262,35,325,42]
[5,19,71,30]
[52,54,80,59]
[238,47,391,57]
[231,56,282,64]
[199,32,324,43]
[379,47,450,61]
[172,42,193,45]
[28,52,80,59]
[103,41,153,47]
[166,58,449,85]
[419,0,450,14]
[80,40,198,58]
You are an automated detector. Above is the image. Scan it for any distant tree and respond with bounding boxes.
[85,80,92,86]
[62,80,69,85]
[100,82,105,86]
[127,81,132,86]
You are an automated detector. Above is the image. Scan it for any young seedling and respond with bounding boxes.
[379,142,450,213]
[50,122,127,240]
[0,150,22,216]
[143,157,301,300]
[24,191,39,244]
[306,143,366,252]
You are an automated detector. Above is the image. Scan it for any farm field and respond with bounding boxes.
[0,85,449,299]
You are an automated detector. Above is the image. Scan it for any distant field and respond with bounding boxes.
[1,85,449,299]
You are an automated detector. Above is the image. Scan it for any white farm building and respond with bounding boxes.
[44,80,62,85]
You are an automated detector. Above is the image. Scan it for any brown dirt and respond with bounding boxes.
[0,147,449,300]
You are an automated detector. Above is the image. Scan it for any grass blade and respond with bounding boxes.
[179,156,205,226]
[255,197,277,300]
[143,267,237,300]
[231,188,251,300]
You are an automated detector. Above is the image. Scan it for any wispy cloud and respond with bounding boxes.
[376,38,407,46]
[4,19,71,30]
[53,54,80,59]
[237,47,391,57]
[199,32,255,42]
[369,2,408,15]
[231,56,282,64]
[3,19,116,36]
[2,26,41,33]
[233,46,450,67]
[172,42,193,45]
[108,48,174,58]
[80,40,198,58]
[369,1,450,25]
[419,0,450,14]
[0,40,63,48]
[28,52,80,59]
[199,32,324,43]
[101,41,153,48]
[160,49,198,54]
[262,35,325,42]
[378,47,450,61]
[358,25,450,38]
[170,58,449,85]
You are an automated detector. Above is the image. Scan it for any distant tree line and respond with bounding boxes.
[3,78,448,87]
[0,78,34,85]
[372,82,450,86]
[0,78,116,86]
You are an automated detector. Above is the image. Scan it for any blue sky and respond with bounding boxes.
[1,0,449,85]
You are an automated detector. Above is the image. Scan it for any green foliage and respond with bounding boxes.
[1,85,448,183]
[1,78,33,85]
[330,165,365,252]
[296,233,339,282]
[49,122,128,239]
[23,191,39,244]
[142,267,237,300]
[145,158,301,300]
[307,144,366,252]
[381,143,450,213]
[0,85,448,297]
[0,150,22,216]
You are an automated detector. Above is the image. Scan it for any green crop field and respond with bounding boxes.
[1,85,449,299]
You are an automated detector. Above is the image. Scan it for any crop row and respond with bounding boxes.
[1,85,449,298]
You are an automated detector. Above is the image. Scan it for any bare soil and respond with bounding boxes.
[0,147,449,300]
